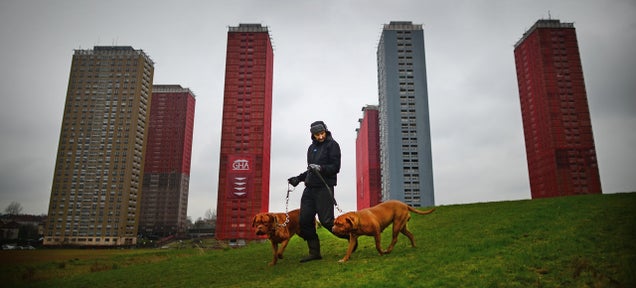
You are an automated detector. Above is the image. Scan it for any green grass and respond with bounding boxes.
[2,193,634,287]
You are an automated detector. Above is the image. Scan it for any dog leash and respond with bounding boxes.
[277,168,341,228]
[277,184,294,227]
[312,168,343,214]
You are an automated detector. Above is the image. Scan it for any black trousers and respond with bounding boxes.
[299,186,335,241]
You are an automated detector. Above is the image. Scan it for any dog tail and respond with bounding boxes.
[408,206,435,215]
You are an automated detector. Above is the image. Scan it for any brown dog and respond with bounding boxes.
[252,209,301,266]
[331,200,435,262]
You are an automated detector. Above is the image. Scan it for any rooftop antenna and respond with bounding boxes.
[548,10,552,20]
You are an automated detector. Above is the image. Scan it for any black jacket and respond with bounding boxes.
[296,131,341,187]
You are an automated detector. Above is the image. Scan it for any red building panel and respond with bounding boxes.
[144,87,195,174]
[216,24,273,241]
[140,85,195,237]
[356,105,382,209]
[514,20,601,198]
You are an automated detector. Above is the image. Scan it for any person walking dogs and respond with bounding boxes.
[288,121,341,263]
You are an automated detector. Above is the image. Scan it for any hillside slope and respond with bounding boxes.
[9,192,636,288]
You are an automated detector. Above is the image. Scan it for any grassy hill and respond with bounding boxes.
[1,192,634,287]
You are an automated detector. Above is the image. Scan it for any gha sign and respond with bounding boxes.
[227,155,253,198]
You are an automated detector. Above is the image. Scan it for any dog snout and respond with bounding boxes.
[254,224,267,235]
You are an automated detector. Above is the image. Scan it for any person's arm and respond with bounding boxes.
[320,142,341,176]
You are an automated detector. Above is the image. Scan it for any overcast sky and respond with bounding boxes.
[1,0,634,219]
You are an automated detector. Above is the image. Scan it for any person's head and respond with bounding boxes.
[310,121,328,143]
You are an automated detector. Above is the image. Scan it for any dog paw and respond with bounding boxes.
[277,254,284,259]
[338,258,348,263]
[268,262,276,266]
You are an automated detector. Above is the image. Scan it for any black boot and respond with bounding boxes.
[300,239,322,263]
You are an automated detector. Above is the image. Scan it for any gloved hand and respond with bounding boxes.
[308,164,321,172]
[288,176,300,187]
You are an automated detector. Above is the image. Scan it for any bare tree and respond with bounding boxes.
[204,208,216,221]
[4,201,23,215]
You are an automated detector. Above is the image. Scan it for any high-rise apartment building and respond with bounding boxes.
[356,105,381,210]
[45,46,154,246]
[514,19,601,198]
[139,85,195,238]
[377,21,435,207]
[216,24,273,241]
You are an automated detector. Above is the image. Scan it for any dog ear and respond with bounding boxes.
[346,216,354,228]
[251,215,257,227]
[347,214,358,229]
[270,214,278,225]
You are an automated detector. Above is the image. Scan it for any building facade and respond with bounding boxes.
[355,105,382,210]
[514,19,601,198]
[45,46,154,246]
[377,21,435,207]
[139,85,195,238]
[216,24,273,241]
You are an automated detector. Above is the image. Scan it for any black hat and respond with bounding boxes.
[310,121,327,134]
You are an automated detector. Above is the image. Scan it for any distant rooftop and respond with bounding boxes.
[153,84,196,98]
[229,23,269,33]
[362,104,379,111]
[384,21,423,31]
[74,45,154,64]
[94,46,135,51]
[514,19,575,48]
